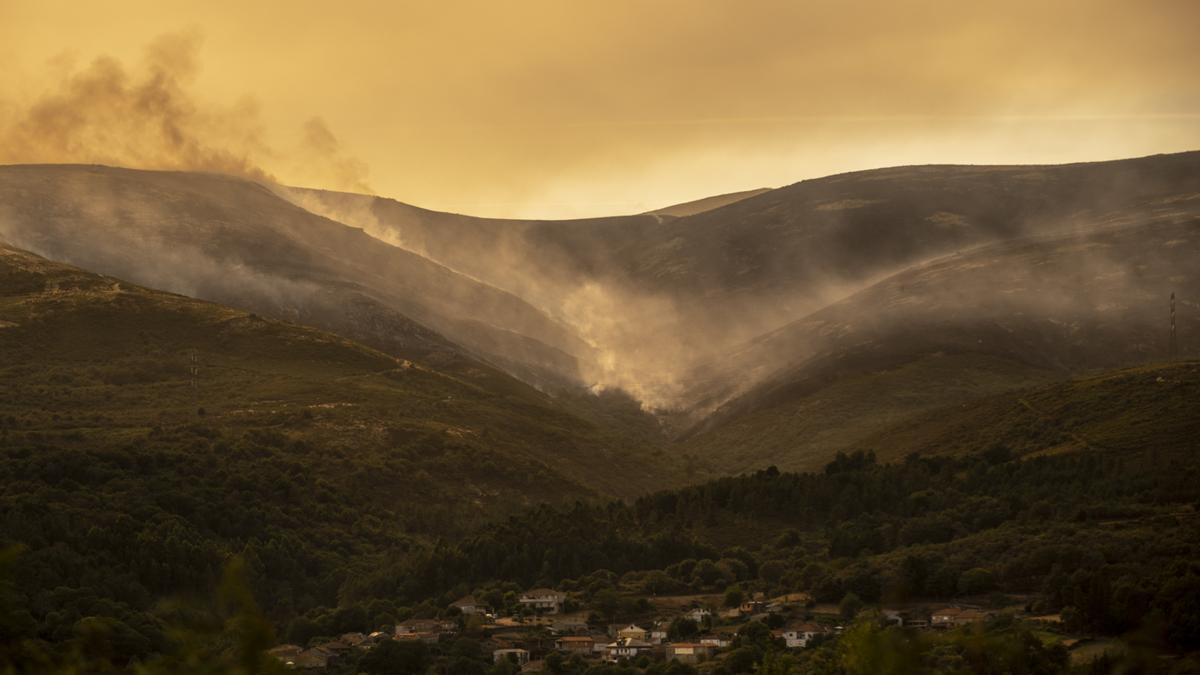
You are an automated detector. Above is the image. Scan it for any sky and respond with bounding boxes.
[1,0,1198,218]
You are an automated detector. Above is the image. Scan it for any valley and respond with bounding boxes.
[4,4,1200,672]
[1,154,1198,673]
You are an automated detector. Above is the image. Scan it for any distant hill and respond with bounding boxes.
[861,360,1200,462]
[293,152,1200,411]
[678,217,1200,473]
[0,164,589,390]
[642,187,772,217]
[0,244,672,503]
[4,154,1197,475]
[0,243,689,651]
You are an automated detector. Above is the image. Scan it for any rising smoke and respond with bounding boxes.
[0,31,371,193]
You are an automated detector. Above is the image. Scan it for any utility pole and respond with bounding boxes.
[1170,292,1178,360]
[187,345,196,389]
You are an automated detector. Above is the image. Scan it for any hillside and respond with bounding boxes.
[0,244,689,642]
[3,156,1196,473]
[0,164,589,390]
[291,152,1200,411]
[642,188,772,218]
[0,244,677,498]
[678,217,1200,472]
[6,332,1199,667]
[259,361,1200,669]
[859,360,1200,462]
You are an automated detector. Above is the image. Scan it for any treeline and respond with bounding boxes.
[326,448,1200,653]
[4,433,1200,666]
[0,422,496,666]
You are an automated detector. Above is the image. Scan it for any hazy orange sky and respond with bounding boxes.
[2,0,1198,218]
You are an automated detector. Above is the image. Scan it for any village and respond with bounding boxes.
[265,586,1038,671]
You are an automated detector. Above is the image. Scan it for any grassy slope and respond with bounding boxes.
[0,164,587,389]
[642,188,772,217]
[0,245,674,506]
[859,360,1200,462]
[299,153,1200,430]
[681,357,1200,485]
[672,360,1200,555]
[679,216,1200,473]
[680,353,1056,476]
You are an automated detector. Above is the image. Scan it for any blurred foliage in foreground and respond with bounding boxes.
[1,550,285,674]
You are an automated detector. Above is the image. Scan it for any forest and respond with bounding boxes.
[3,435,1199,672]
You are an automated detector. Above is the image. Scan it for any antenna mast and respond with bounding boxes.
[1170,292,1178,360]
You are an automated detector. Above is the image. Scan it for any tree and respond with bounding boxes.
[836,621,921,675]
[592,589,621,622]
[359,640,431,675]
[759,560,786,586]
[641,570,682,595]
[724,584,745,608]
[444,656,488,675]
[758,650,801,675]
[692,559,722,587]
[839,592,863,622]
[957,568,996,596]
[667,617,699,641]
[137,558,289,675]
[725,647,759,674]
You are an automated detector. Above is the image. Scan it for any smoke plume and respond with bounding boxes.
[0,31,371,193]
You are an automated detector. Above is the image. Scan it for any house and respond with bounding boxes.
[768,593,813,609]
[266,644,303,664]
[931,607,990,627]
[494,648,531,665]
[649,629,668,644]
[396,618,456,642]
[697,633,732,649]
[555,635,596,655]
[550,615,589,633]
[339,632,369,648]
[931,607,962,627]
[685,607,712,623]
[931,607,981,628]
[519,588,567,614]
[452,595,489,615]
[778,622,828,649]
[396,618,456,634]
[319,639,353,657]
[667,643,715,664]
[955,609,990,625]
[616,624,649,641]
[881,609,929,629]
[292,646,336,669]
[605,638,653,662]
[739,599,767,615]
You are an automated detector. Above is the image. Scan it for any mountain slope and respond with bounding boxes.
[624,151,1200,299]
[292,152,1200,410]
[858,360,1200,462]
[0,244,682,658]
[678,216,1200,473]
[642,187,772,217]
[0,164,588,389]
[0,243,672,503]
